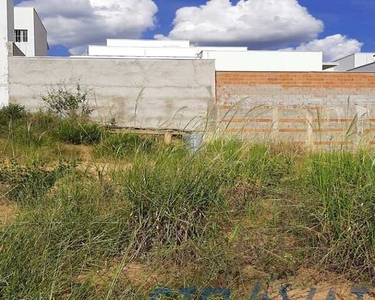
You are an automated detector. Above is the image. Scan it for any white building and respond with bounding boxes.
[86,39,324,72]
[14,7,48,57]
[348,62,375,72]
[333,53,375,72]
[1,0,48,106]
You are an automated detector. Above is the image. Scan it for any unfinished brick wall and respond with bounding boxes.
[216,72,375,147]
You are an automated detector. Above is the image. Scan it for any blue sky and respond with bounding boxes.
[15,0,374,60]
[298,0,374,50]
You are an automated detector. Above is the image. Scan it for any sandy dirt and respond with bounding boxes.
[0,201,17,226]
[76,261,375,299]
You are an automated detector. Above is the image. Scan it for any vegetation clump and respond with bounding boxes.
[42,84,93,119]
[95,133,156,158]
[1,106,375,298]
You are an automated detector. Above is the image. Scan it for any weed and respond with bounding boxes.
[95,133,156,158]
[59,119,104,145]
[42,84,93,119]
[0,104,27,132]
[0,125,375,299]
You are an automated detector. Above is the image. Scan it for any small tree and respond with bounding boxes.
[42,84,93,119]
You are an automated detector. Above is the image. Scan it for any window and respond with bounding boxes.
[14,30,28,42]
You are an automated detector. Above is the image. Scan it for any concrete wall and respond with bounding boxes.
[202,51,323,72]
[9,57,216,131]
[0,0,14,106]
[216,72,375,147]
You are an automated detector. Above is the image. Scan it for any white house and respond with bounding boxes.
[14,7,48,57]
[348,62,375,72]
[86,38,324,72]
[333,53,375,72]
[1,0,48,106]
[87,39,248,61]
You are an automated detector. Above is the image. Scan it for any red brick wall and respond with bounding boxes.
[216,72,375,147]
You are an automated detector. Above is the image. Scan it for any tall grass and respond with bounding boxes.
[1,113,375,298]
[308,151,375,278]
[94,133,157,159]
[122,146,240,252]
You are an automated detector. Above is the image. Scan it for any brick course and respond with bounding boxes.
[216,72,375,148]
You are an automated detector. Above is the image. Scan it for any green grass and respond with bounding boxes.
[58,119,104,145]
[308,151,375,277]
[94,133,157,159]
[1,106,375,298]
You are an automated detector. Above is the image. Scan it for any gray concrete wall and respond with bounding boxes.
[9,57,216,131]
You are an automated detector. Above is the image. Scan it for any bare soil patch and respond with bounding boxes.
[0,200,17,226]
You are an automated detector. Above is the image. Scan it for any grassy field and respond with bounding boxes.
[1,103,375,299]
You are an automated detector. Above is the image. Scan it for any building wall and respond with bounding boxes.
[33,10,48,56]
[87,40,323,72]
[0,0,14,106]
[334,53,375,72]
[13,7,47,57]
[106,39,190,48]
[14,7,35,57]
[5,0,13,40]
[88,45,201,58]
[8,57,216,131]
[349,62,375,73]
[355,53,375,69]
[216,72,375,147]
[333,54,355,71]
[203,51,323,72]
[88,45,248,59]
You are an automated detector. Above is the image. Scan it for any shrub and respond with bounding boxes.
[58,120,103,145]
[0,104,27,131]
[42,84,93,119]
[28,110,60,132]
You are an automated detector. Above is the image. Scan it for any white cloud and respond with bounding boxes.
[155,0,324,49]
[281,34,363,61]
[17,0,158,54]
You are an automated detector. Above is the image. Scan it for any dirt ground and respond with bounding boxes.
[77,261,375,299]
[268,268,375,299]
[0,201,17,226]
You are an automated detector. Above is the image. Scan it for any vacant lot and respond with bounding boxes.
[0,103,375,299]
